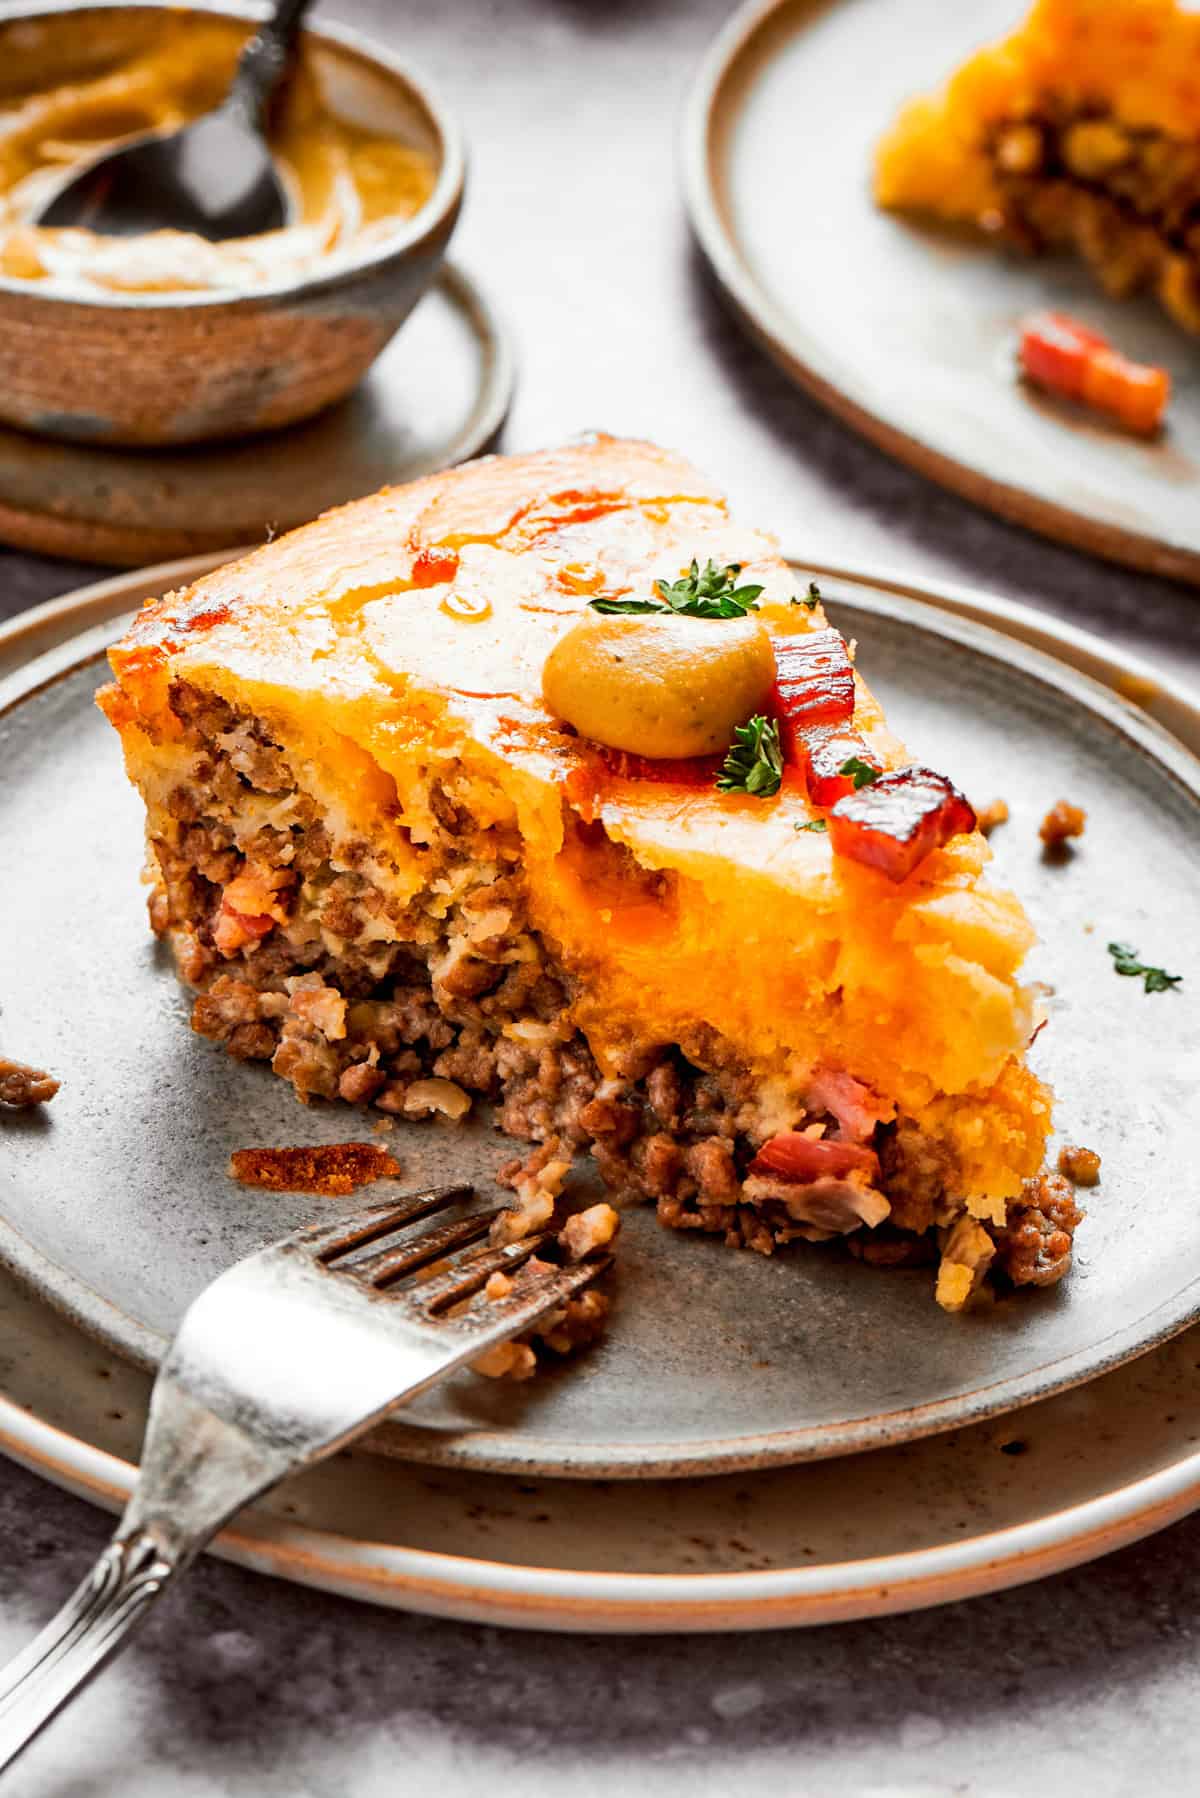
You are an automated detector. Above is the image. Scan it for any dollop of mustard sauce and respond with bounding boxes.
[0,19,436,294]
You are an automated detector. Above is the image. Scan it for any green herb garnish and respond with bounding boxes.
[1107,941,1182,994]
[587,597,665,615]
[717,715,783,797]
[590,558,763,620]
[795,818,828,833]
[839,756,880,790]
[792,581,822,611]
[657,559,763,617]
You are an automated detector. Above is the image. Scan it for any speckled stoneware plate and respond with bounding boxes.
[0,263,514,567]
[9,1203,1200,1629]
[684,0,1200,583]
[3,557,1199,1482]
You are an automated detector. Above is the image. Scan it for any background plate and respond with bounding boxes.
[684,0,1200,583]
[2,561,1200,1478]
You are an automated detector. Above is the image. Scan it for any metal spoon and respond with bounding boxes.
[35,0,314,241]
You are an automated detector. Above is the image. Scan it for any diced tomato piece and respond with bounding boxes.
[750,1131,879,1183]
[828,766,976,882]
[773,629,855,759]
[563,748,721,821]
[596,747,722,786]
[410,546,460,587]
[794,722,884,807]
[213,901,276,957]
[1019,312,1169,436]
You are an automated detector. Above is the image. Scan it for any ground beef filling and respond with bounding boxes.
[988,107,1200,331]
[150,681,1076,1295]
[0,1056,59,1107]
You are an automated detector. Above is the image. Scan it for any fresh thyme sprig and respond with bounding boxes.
[793,582,822,611]
[839,756,880,790]
[590,559,763,620]
[1107,941,1182,994]
[795,818,828,833]
[717,715,783,797]
[586,597,664,615]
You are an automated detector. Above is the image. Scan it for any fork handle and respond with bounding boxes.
[0,1528,176,1774]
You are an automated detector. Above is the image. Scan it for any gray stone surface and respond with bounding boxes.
[2,0,1200,1791]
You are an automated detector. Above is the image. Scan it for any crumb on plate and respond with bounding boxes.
[228,1141,401,1194]
[1039,799,1086,847]
[0,1056,59,1108]
[1058,1144,1102,1187]
[975,798,1010,835]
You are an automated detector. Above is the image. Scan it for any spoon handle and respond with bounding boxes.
[226,0,315,124]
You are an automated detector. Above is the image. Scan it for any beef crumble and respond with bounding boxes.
[0,1057,59,1108]
[1057,1143,1102,1187]
[1040,800,1087,848]
[228,1142,402,1195]
[988,106,1200,332]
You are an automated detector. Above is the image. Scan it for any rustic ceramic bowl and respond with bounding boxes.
[0,2,465,446]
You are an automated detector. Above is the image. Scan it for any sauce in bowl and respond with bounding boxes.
[0,16,437,294]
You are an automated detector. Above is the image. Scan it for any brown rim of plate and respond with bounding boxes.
[3,1310,1200,1630]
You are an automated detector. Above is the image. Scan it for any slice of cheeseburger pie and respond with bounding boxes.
[875,0,1200,333]
[99,437,1080,1312]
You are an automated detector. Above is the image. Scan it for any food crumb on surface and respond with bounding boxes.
[228,1141,401,1194]
[470,1340,538,1381]
[558,1201,621,1262]
[471,1199,620,1380]
[0,1057,59,1108]
[975,798,1010,835]
[1057,1144,1102,1187]
[1039,799,1086,848]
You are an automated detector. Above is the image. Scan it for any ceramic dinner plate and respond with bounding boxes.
[684,0,1200,583]
[6,1257,1200,1632]
[3,557,1200,1481]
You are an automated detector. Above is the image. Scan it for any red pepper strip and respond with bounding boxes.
[563,749,721,822]
[794,722,884,807]
[828,766,976,882]
[750,1132,879,1183]
[1019,312,1170,436]
[773,629,855,760]
[219,902,274,939]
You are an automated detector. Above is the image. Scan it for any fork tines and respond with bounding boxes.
[479,1252,614,1327]
[347,1205,504,1288]
[297,1182,476,1264]
[410,1231,555,1315]
[289,1183,613,1339]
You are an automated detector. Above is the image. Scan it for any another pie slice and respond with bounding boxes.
[875,0,1200,332]
[99,436,1078,1312]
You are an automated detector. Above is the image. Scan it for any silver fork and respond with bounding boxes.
[0,1182,609,1773]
